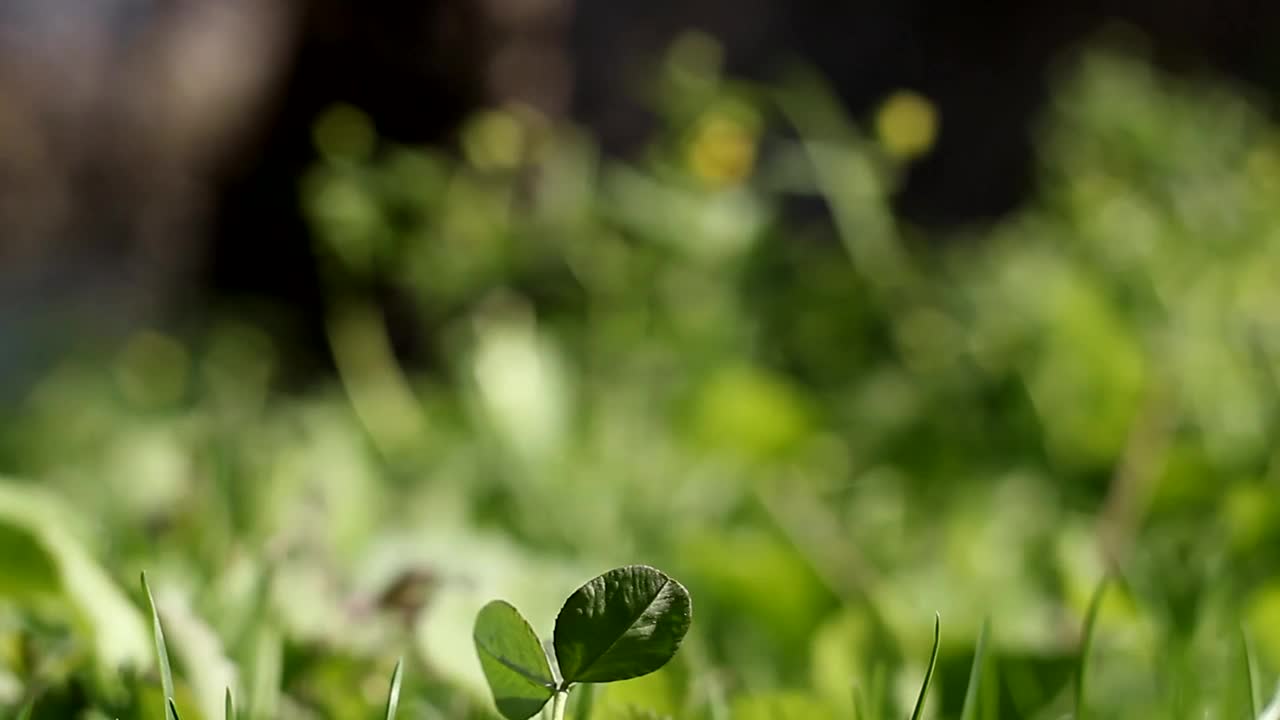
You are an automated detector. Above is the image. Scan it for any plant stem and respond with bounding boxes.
[550,689,570,720]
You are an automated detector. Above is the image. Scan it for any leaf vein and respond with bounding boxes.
[478,640,556,690]
[567,576,671,681]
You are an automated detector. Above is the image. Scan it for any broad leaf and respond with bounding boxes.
[553,565,692,684]
[473,600,556,720]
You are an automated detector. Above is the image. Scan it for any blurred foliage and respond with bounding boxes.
[2,37,1280,719]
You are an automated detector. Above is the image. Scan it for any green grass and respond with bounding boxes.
[1244,627,1261,718]
[1075,577,1109,720]
[384,659,403,720]
[143,572,179,720]
[908,615,940,720]
[958,619,989,720]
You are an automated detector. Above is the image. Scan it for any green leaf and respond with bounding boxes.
[1076,577,1110,720]
[225,688,236,720]
[0,481,150,673]
[474,600,556,720]
[0,521,58,597]
[553,565,692,684]
[384,658,404,720]
[908,614,940,720]
[959,618,991,720]
[15,700,32,720]
[142,572,179,720]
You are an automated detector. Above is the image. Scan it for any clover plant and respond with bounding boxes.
[473,565,693,720]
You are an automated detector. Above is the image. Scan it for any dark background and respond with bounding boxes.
[3,0,1280,382]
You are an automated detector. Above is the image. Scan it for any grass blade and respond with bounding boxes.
[142,572,179,720]
[959,618,991,720]
[909,613,941,720]
[869,663,887,720]
[1242,625,1259,718]
[225,687,236,720]
[1075,577,1110,720]
[15,700,32,720]
[1262,685,1280,720]
[853,684,869,720]
[854,663,888,719]
[384,657,404,720]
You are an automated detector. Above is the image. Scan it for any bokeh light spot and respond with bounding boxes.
[875,90,939,160]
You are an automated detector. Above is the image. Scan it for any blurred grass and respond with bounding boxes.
[1,37,1280,719]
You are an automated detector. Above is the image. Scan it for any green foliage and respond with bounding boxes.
[140,575,407,720]
[1,36,1279,720]
[474,566,691,720]
[0,483,150,676]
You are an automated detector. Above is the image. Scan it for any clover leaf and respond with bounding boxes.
[553,565,692,684]
[473,565,692,720]
[473,600,558,720]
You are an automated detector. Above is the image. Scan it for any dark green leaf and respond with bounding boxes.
[553,565,692,684]
[225,688,235,720]
[167,698,183,720]
[909,614,940,720]
[474,600,556,720]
